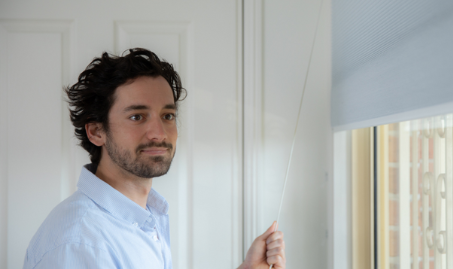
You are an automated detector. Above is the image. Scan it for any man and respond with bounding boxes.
[23,48,286,269]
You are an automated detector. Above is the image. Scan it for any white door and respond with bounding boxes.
[0,1,243,268]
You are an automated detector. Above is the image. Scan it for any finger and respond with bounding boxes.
[259,221,277,240]
[267,254,284,266]
[266,247,285,257]
[267,239,285,250]
[266,231,284,244]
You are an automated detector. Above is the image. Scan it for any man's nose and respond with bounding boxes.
[146,116,167,141]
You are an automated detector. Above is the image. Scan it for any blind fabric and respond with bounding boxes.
[331,0,453,130]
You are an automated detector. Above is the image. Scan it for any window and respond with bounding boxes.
[352,114,453,269]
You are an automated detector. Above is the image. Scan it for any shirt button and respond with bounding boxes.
[153,235,159,241]
[133,222,138,227]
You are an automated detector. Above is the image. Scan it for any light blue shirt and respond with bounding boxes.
[23,164,172,269]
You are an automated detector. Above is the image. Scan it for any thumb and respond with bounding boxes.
[260,221,277,239]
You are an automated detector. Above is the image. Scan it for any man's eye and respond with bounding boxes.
[130,115,143,121]
[164,114,175,121]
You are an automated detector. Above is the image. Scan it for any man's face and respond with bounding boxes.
[103,76,178,178]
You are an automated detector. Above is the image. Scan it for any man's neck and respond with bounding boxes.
[95,159,152,210]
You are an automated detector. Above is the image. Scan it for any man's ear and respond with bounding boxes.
[85,122,106,147]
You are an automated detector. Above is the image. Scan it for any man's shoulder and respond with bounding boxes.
[25,190,112,267]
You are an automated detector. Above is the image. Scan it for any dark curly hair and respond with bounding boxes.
[65,48,186,165]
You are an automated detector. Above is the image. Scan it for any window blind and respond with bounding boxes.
[331,0,453,130]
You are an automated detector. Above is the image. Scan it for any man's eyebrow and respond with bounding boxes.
[123,105,149,113]
[163,104,176,110]
[122,104,176,113]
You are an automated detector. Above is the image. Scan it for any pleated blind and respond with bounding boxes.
[331,0,453,130]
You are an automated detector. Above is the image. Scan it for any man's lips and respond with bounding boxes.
[140,147,169,155]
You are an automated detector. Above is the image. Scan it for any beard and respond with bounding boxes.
[104,132,175,178]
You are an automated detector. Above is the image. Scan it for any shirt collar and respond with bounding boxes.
[77,164,169,227]
[148,188,169,215]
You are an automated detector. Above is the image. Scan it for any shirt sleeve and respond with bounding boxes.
[31,242,119,269]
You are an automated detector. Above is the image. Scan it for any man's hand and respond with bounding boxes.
[238,221,286,269]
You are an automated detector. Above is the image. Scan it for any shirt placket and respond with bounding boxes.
[142,213,166,268]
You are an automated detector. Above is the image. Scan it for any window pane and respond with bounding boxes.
[378,114,453,269]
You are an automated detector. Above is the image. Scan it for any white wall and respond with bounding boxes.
[258,0,333,268]
[333,131,352,269]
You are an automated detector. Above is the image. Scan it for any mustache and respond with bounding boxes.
[136,141,173,152]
